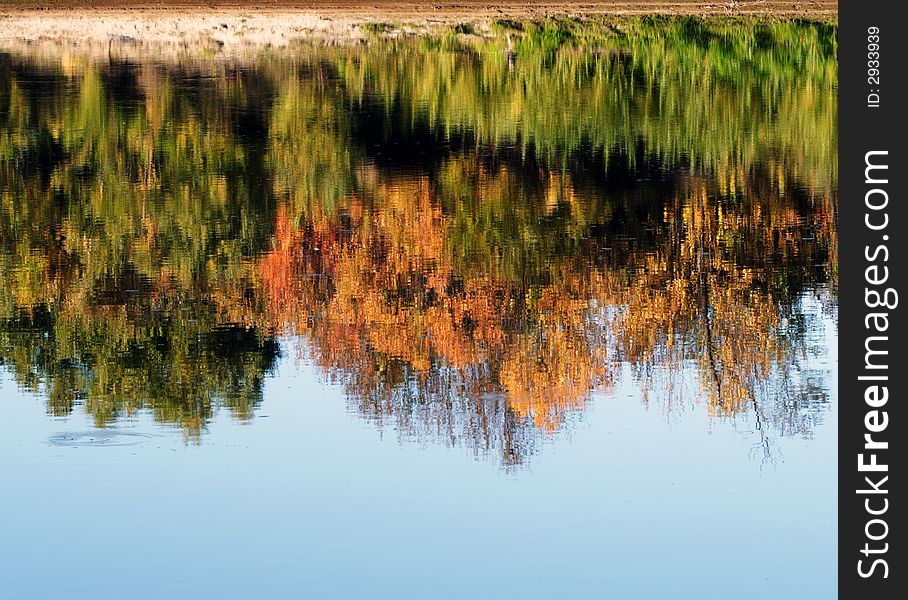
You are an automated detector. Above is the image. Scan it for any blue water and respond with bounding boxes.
[0,26,838,597]
[1,314,836,599]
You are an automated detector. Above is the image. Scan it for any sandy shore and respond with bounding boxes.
[0,2,838,58]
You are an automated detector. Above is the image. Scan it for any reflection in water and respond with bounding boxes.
[0,19,836,464]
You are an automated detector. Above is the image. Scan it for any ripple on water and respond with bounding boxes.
[48,431,152,447]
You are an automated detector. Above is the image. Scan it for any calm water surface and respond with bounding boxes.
[0,20,836,599]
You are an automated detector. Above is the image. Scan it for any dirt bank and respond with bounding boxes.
[0,1,839,17]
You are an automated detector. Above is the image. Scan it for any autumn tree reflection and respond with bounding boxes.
[262,151,833,463]
[0,19,836,462]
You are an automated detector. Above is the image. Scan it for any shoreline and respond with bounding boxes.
[0,3,838,59]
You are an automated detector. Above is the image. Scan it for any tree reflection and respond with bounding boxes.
[262,156,833,463]
[0,19,836,462]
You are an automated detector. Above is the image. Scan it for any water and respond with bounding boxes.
[0,20,837,599]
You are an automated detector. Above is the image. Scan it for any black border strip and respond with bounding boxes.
[839,1,905,597]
